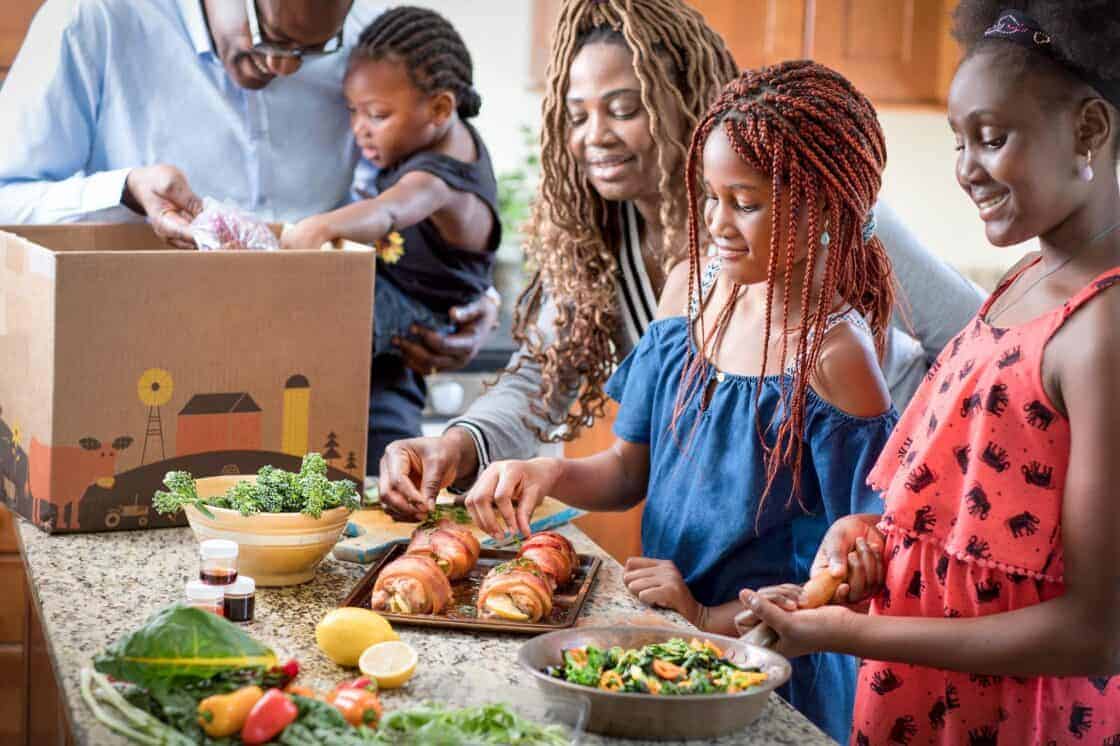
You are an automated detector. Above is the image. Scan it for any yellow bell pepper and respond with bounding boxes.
[197,685,264,738]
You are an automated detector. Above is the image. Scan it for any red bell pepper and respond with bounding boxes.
[241,688,298,744]
[333,676,377,693]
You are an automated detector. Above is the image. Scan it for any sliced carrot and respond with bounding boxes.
[651,658,685,681]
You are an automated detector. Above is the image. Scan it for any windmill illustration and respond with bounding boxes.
[137,368,174,464]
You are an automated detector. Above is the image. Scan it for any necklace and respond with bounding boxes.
[986,218,1120,325]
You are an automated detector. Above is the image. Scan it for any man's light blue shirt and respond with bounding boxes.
[0,0,380,225]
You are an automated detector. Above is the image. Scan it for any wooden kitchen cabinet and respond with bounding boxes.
[532,0,961,104]
[0,506,71,746]
[0,0,42,78]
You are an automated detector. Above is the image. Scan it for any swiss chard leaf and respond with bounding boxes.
[93,604,277,696]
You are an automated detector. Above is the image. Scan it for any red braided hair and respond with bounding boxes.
[672,60,895,515]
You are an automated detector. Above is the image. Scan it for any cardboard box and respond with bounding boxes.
[0,224,375,534]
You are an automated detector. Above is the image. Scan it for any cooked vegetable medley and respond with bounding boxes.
[546,637,768,695]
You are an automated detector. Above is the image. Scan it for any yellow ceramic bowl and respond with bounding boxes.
[184,475,352,586]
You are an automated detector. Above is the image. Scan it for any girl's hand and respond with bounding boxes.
[463,458,560,540]
[738,588,853,659]
[810,513,885,605]
[281,217,334,251]
[732,584,802,635]
[622,558,703,627]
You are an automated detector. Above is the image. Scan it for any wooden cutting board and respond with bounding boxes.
[334,494,583,564]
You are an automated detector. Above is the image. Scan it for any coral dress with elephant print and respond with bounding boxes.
[851,261,1120,745]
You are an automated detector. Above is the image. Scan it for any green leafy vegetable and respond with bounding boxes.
[80,668,196,746]
[547,637,767,696]
[94,604,277,697]
[277,696,381,745]
[153,453,360,518]
[419,505,472,530]
[374,702,569,745]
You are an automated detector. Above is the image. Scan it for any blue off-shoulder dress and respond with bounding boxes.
[605,315,899,744]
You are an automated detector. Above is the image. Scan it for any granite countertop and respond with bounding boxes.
[17,518,832,746]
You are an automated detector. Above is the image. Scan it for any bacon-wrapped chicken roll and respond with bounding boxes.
[406,518,481,580]
[516,532,579,588]
[477,558,553,622]
[370,554,452,615]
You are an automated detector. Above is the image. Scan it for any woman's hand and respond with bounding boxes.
[463,457,560,540]
[378,429,479,522]
[622,558,703,627]
[737,588,854,659]
[810,514,885,605]
[395,292,499,375]
[280,216,335,251]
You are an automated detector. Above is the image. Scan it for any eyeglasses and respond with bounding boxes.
[244,0,348,59]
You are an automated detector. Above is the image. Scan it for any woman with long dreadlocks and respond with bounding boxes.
[379,0,981,510]
[461,61,898,741]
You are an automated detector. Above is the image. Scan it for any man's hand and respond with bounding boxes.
[123,165,203,250]
[395,291,499,375]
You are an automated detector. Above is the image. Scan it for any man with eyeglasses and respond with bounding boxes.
[0,0,374,243]
[0,0,499,381]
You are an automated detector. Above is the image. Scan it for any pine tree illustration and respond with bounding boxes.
[322,432,341,465]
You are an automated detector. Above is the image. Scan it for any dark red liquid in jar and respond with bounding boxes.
[224,594,255,623]
[200,568,238,585]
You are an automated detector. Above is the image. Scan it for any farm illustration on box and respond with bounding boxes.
[0,369,358,533]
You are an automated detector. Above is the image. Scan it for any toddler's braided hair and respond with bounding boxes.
[352,6,481,118]
[509,0,737,441]
[673,61,894,513]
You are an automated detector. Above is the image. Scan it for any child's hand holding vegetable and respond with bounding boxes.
[809,513,885,605]
[732,584,803,636]
[622,557,704,627]
[736,588,856,659]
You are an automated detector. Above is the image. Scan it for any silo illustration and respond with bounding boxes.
[282,374,311,456]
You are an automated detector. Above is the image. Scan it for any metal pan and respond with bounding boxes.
[341,543,602,634]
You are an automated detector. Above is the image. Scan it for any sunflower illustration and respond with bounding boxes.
[11,423,21,448]
[376,231,405,264]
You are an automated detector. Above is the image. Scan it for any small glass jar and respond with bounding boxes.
[199,539,238,585]
[185,580,224,616]
[223,576,256,623]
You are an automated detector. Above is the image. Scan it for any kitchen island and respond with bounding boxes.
[16,517,832,745]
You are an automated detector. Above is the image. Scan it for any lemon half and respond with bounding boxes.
[315,608,399,667]
[483,594,530,621]
[359,640,418,689]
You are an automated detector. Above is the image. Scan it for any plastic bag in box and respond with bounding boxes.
[189,197,279,251]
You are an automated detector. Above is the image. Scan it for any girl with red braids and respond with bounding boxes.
[463,60,898,742]
[740,3,1120,743]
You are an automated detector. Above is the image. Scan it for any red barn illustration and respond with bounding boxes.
[176,393,262,456]
[29,437,117,530]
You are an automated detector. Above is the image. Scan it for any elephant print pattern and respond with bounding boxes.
[855,263,1120,743]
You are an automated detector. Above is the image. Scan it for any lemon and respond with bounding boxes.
[315,608,399,667]
[359,640,418,689]
[483,594,529,621]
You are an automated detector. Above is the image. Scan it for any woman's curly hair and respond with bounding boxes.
[507,0,737,441]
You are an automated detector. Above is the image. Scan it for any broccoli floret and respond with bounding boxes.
[225,478,265,516]
[299,453,328,480]
[300,473,330,519]
[325,479,360,511]
[257,465,300,512]
[152,471,199,514]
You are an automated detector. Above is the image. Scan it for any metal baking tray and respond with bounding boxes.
[341,543,602,634]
